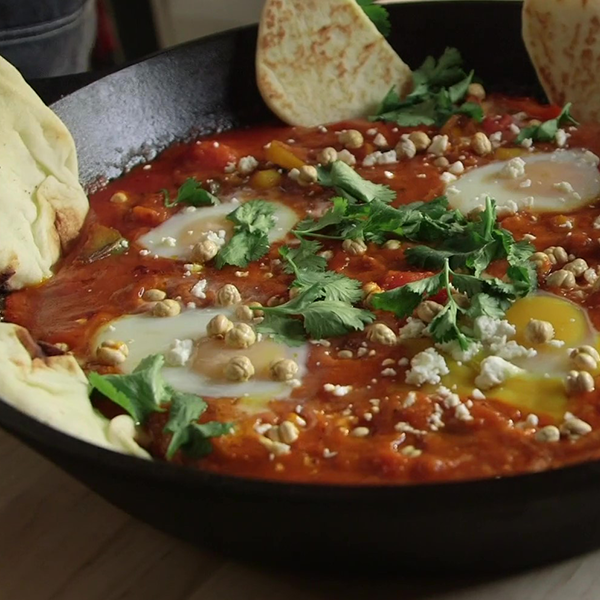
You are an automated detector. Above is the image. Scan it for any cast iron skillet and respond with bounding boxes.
[3,1,600,573]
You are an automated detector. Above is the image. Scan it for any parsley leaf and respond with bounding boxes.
[317,161,395,204]
[371,49,483,128]
[356,0,391,36]
[163,178,219,208]
[515,103,578,144]
[216,200,276,268]
[164,392,231,459]
[88,354,169,423]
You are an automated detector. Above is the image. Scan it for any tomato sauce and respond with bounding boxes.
[7,94,600,484]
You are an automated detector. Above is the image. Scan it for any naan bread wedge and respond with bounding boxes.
[0,323,149,458]
[523,0,600,122]
[256,0,412,127]
[0,55,88,291]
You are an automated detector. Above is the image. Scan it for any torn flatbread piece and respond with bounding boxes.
[523,0,600,122]
[256,0,412,127]
[0,55,89,291]
[0,323,149,458]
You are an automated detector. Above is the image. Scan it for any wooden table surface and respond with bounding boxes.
[1,427,599,600]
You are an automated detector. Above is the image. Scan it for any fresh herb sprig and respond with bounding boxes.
[163,177,220,208]
[515,103,578,144]
[89,355,231,459]
[255,238,373,344]
[370,48,484,127]
[216,200,276,268]
[357,0,391,37]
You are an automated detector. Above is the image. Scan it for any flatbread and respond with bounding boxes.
[0,323,149,459]
[256,0,412,127]
[523,0,600,122]
[0,55,89,291]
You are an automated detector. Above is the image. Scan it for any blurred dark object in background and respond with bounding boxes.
[0,0,159,78]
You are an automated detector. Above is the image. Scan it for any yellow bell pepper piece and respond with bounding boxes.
[250,169,283,189]
[265,140,305,170]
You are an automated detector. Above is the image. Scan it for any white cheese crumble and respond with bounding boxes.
[436,339,482,362]
[373,133,389,148]
[237,155,259,175]
[323,383,353,396]
[427,134,449,156]
[190,279,208,299]
[405,348,449,387]
[519,179,532,189]
[475,356,524,390]
[403,391,417,408]
[471,388,486,400]
[160,236,177,247]
[164,339,194,367]
[500,157,526,179]
[337,149,357,166]
[440,172,457,184]
[398,317,428,340]
[448,161,465,175]
[473,316,516,345]
[555,129,568,147]
[488,340,536,361]
[363,150,398,166]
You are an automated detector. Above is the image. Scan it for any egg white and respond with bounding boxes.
[138,199,299,260]
[93,308,310,405]
[446,149,600,215]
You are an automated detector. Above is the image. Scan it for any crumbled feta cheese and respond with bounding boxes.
[488,340,537,361]
[323,383,353,396]
[317,125,328,133]
[224,161,236,173]
[337,149,357,166]
[496,200,519,217]
[427,134,449,156]
[373,133,388,148]
[455,404,473,421]
[500,157,526,179]
[398,317,427,340]
[471,388,486,400]
[555,129,568,147]
[381,368,397,377]
[366,128,378,136]
[403,391,417,408]
[139,249,151,256]
[448,161,465,175]
[436,340,482,362]
[395,421,427,435]
[190,279,208,299]
[384,170,395,179]
[440,172,457,184]
[238,155,259,175]
[405,348,449,387]
[489,131,503,145]
[509,123,521,135]
[323,448,338,458]
[160,236,177,247]
[521,138,533,149]
[582,150,600,167]
[288,168,300,181]
[164,339,194,367]
[202,229,227,248]
[547,339,565,348]
[473,316,516,344]
[475,356,524,390]
[519,179,532,189]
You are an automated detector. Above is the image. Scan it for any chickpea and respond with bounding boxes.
[570,346,600,371]
[416,300,444,324]
[544,246,568,265]
[97,340,129,366]
[433,156,449,168]
[383,240,401,250]
[297,165,318,186]
[191,239,219,263]
[143,288,166,302]
[561,417,592,438]
[471,132,492,156]
[152,299,181,317]
[366,323,397,346]
[395,139,416,160]
[468,82,486,100]
[342,238,367,256]
[363,282,383,308]
[110,191,128,203]
[225,323,257,349]
[451,292,470,309]
[338,129,364,149]
[207,314,234,338]
[564,258,589,277]
[318,147,338,165]
[224,356,255,381]
[565,370,595,395]
[530,252,552,271]
[247,301,264,317]
[278,420,300,444]
[235,304,255,322]
[546,269,576,289]
[524,319,555,344]
[270,358,299,381]
[216,284,242,306]
[408,131,431,152]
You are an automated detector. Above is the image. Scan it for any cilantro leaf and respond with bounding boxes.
[255,314,307,347]
[164,392,208,459]
[294,197,348,239]
[280,239,327,275]
[466,293,510,320]
[216,200,276,268]
[356,0,391,37]
[317,161,395,204]
[292,270,364,304]
[302,301,375,339]
[428,300,471,350]
[370,48,483,128]
[515,103,578,144]
[163,178,219,208]
[88,354,169,423]
[371,271,443,317]
[184,422,234,458]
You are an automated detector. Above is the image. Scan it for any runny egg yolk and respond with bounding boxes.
[439,294,599,419]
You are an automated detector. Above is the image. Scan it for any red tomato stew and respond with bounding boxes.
[7,92,600,485]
